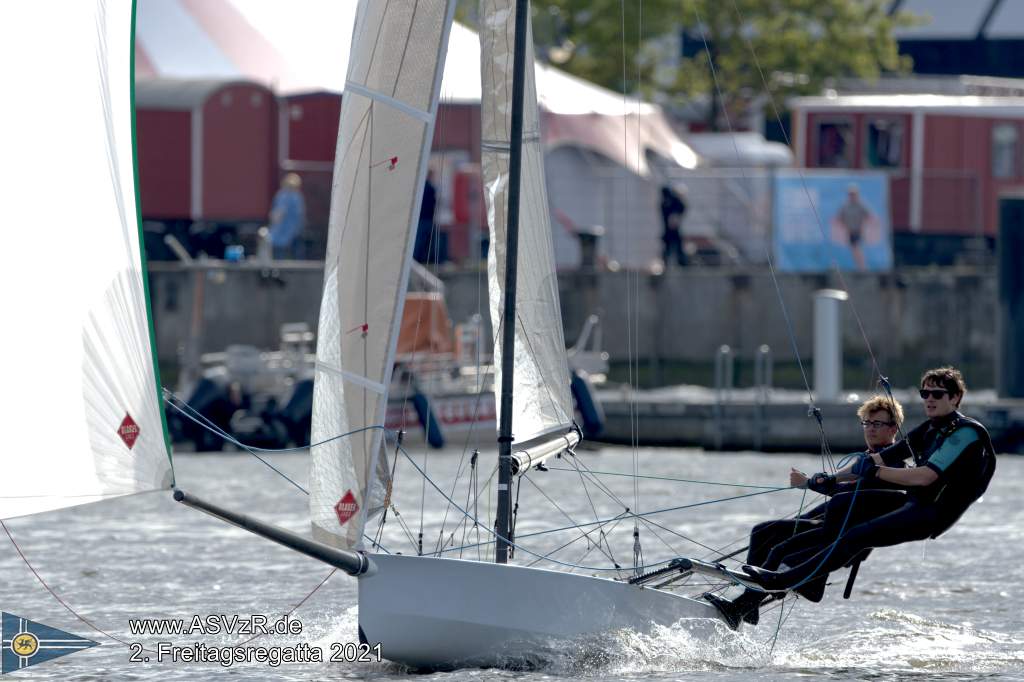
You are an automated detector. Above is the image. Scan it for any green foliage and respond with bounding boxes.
[521,0,918,130]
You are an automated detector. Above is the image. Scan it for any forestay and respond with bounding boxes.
[310,0,456,550]
[0,0,173,520]
[480,0,577,464]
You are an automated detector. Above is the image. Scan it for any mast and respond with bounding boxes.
[495,0,529,565]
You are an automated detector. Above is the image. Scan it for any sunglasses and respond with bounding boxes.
[919,389,950,400]
[860,419,895,428]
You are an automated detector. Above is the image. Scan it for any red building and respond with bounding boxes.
[790,94,1024,262]
[136,79,278,225]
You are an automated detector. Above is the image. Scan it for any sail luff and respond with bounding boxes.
[357,0,459,542]
[310,0,456,551]
[130,0,175,475]
[480,0,575,446]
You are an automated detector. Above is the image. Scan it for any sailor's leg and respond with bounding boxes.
[747,501,826,566]
[762,524,829,571]
[747,500,939,591]
[748,519,810,566]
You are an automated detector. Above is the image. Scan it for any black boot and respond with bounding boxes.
[733,589,764,625]
[793,574,827,603]
[740,564,787,592]
[704,592,743,631]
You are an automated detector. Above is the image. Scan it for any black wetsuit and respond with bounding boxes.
[735,458,905,609]
[747,411,996,593]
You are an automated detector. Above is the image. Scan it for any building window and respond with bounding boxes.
[992,123,1018,179]
[865,118,903,168]
[815,120,854,168]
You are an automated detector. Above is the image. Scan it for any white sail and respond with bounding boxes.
[480,0,575,447]
[0,0,173,520]
[310,0,456,550]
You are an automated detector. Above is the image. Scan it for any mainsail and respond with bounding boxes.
[479,0,578,465]
[0,0,173,519]
[310,0,456,550]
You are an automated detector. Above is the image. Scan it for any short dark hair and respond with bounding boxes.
[920,366,967,398]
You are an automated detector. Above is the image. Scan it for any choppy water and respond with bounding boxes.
[2,446,1022,680]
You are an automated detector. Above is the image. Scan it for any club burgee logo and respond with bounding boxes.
[2,612,98,674]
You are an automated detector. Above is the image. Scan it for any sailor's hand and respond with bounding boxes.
[806,472,837,495]
[789,468,808,488]
[851,453,879,479]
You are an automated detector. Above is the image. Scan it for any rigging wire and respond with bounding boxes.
[688,2,848,477]
[398,438,795,573]
[631,0,646,578]
[169,387,852,593]
[521,474,620,565]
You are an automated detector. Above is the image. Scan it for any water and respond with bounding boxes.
[2,446,1022,680]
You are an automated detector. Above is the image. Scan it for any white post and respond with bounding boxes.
[910,109,925,233]
[814,289,848,402]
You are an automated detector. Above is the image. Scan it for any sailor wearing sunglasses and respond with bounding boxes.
[740,366,996,597]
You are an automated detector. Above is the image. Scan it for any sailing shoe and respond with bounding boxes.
[739,564,786,592]
[734,589,764,626]
[793,574,827,603]
[704,592,742,631]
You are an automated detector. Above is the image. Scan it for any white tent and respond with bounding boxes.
[135,0,701,267]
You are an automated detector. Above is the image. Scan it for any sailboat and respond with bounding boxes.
[296,0,725,667]
[1,0,734,672]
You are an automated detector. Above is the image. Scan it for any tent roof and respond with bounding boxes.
[135,0,698,172]
[137,0,653,112]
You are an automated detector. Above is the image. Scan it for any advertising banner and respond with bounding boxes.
[773,172,892,272]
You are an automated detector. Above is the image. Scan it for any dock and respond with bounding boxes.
[595,385,1024,453]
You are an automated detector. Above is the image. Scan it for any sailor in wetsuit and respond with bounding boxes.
[740,366,996,598]
[705,396,905,629]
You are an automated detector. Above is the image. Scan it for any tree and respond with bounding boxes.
[517,0,917,131]
[668,0,916,131]
[457,0,680,95]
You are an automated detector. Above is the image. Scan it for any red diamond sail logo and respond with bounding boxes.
[117,413,140,450]
[334,490,359,527]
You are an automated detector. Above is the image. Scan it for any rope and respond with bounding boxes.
[397,441,792,572]
[164,389,392,496]
[545,466,789,490]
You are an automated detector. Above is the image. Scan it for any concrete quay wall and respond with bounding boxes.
[147,262,996,388]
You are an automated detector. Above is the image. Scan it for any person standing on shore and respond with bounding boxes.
[269,173,306,260]
[659,185,687,269]
[413,170,438,264]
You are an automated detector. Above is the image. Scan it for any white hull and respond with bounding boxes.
[358,553,720,669]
